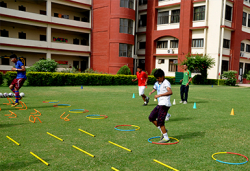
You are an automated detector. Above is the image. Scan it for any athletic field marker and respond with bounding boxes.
[78,129,95,137]
[30,152,49,166]
[153,159,179,171]
[47,132,64,141]
[6,136,20,146]
[72,145,95,158]
[108,141,132,152]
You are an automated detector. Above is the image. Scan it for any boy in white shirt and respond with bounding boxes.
[149,69,172,143]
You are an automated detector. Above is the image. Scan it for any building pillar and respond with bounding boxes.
[46,0,51,17]
[177,0,193,72]
[230,1,243,76]
[145,0,157,74]
[46,51,51,60]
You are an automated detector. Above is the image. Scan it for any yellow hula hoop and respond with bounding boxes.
[86,114,108,119]
[69,109,89,113]
[212,152,227,160]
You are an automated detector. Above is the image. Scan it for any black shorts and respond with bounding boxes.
[148,105,170,126]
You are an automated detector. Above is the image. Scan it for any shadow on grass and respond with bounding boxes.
[168,117,192,122]
[0,159,51,170]
[0,123,28,128]
[173,131,205,140]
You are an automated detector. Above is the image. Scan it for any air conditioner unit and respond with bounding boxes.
[240,52,244,57]
[158,59,162,64]
[167,49,173,54]
[173,60,178,64]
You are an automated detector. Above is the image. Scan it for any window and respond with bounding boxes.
[139,14,147,27]
[40,10,46,15]
[0,29,9,37]
[242,12,247,26]
[193,6,205,21]
[40,35,46,41]
[73,38,79,45]
[157,41,168,48]
[222,60,229,74]
[19,5,26,11]
[223,39,230,48]
[246,44,250,52]
[19,32,26,39]
[192,39,204,47]
[81,17,89,22]
[241,43,245,51]
[158,59,165,64]
[170,40,178,48]
[248,14,250,27]
[171,9,180,23]
[120,0,134,9]
[119,43,132,57]
[1,58,9,65]
[158,11,169,24]
[225,5,232,21]
[139,42,146,49]
[54,13,59,17]
[169,59,178,72]
[81,38,89,45]
[0,1,7,8]
[120,18,133,34]
[74,16,80,21]
[139,0,147,5]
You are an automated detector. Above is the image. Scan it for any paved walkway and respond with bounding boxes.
[237,84,250,87]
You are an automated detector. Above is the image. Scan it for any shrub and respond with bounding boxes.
[117,65,132,75]
[27,59,58,72]
[246,71,250,80]
[222,70,237,86]
[150,68,158,75]
[5,71,17,86]
[84,68,107,74]
[61,67,79,73]
[0,72,3,85]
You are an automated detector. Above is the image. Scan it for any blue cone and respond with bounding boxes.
[81,85,83,89]
[132,93,135,98]
[212,85,213,87]
[193,102,197,109]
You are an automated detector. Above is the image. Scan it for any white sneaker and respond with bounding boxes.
[183,101,187,104]
[165,113,171,121]
[179,101,183,103]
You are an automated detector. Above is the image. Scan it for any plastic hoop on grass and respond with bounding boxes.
[212,152,248,165]
[114,125,140,131]
[86,114,108,119]
[53,104,71,108]
[148,136,179,145]
[43,100,59,103]
[69,109,89,113]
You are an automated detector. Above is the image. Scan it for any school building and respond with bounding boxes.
[1,0,250,82]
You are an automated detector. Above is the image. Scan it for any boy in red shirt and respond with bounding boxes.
[132,66,150,106]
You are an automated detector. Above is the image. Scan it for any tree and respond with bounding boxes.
[117,65,132,75]
[181,54,215,84]
[27,59,58,72]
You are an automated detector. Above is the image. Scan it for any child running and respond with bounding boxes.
[149,69,172,143]
[9,54,27,107]
[132,65,149,106]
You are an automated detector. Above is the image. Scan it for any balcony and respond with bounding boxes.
[51,17,91,30]
[51,42,90,52]
[158,0,181,7]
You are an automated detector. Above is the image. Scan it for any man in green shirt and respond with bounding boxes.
[180,64,192,104]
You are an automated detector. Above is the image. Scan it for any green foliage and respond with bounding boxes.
[5,71,17,85]
[3,72,175,86]
[150,68,158,75]
[27,59,58,72]
[117,65,132,75]
[246,71,250,80]
[84,68,107,74]
[181,54,215,84]
[61,67,80,73]
[192,75,225,85]
[0,72,3,85]
[222,70,237,86]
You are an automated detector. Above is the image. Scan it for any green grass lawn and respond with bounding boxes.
[0,85,250,171]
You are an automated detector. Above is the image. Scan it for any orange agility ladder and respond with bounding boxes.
[3,98,14,105]
[30,109,41,116]
[15,101,27,110]
[60,112,70,121]
[5,110,17,118]
[29,115,42,123]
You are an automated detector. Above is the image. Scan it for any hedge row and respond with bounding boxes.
[4,71,175,86]
[0,72,3,85]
